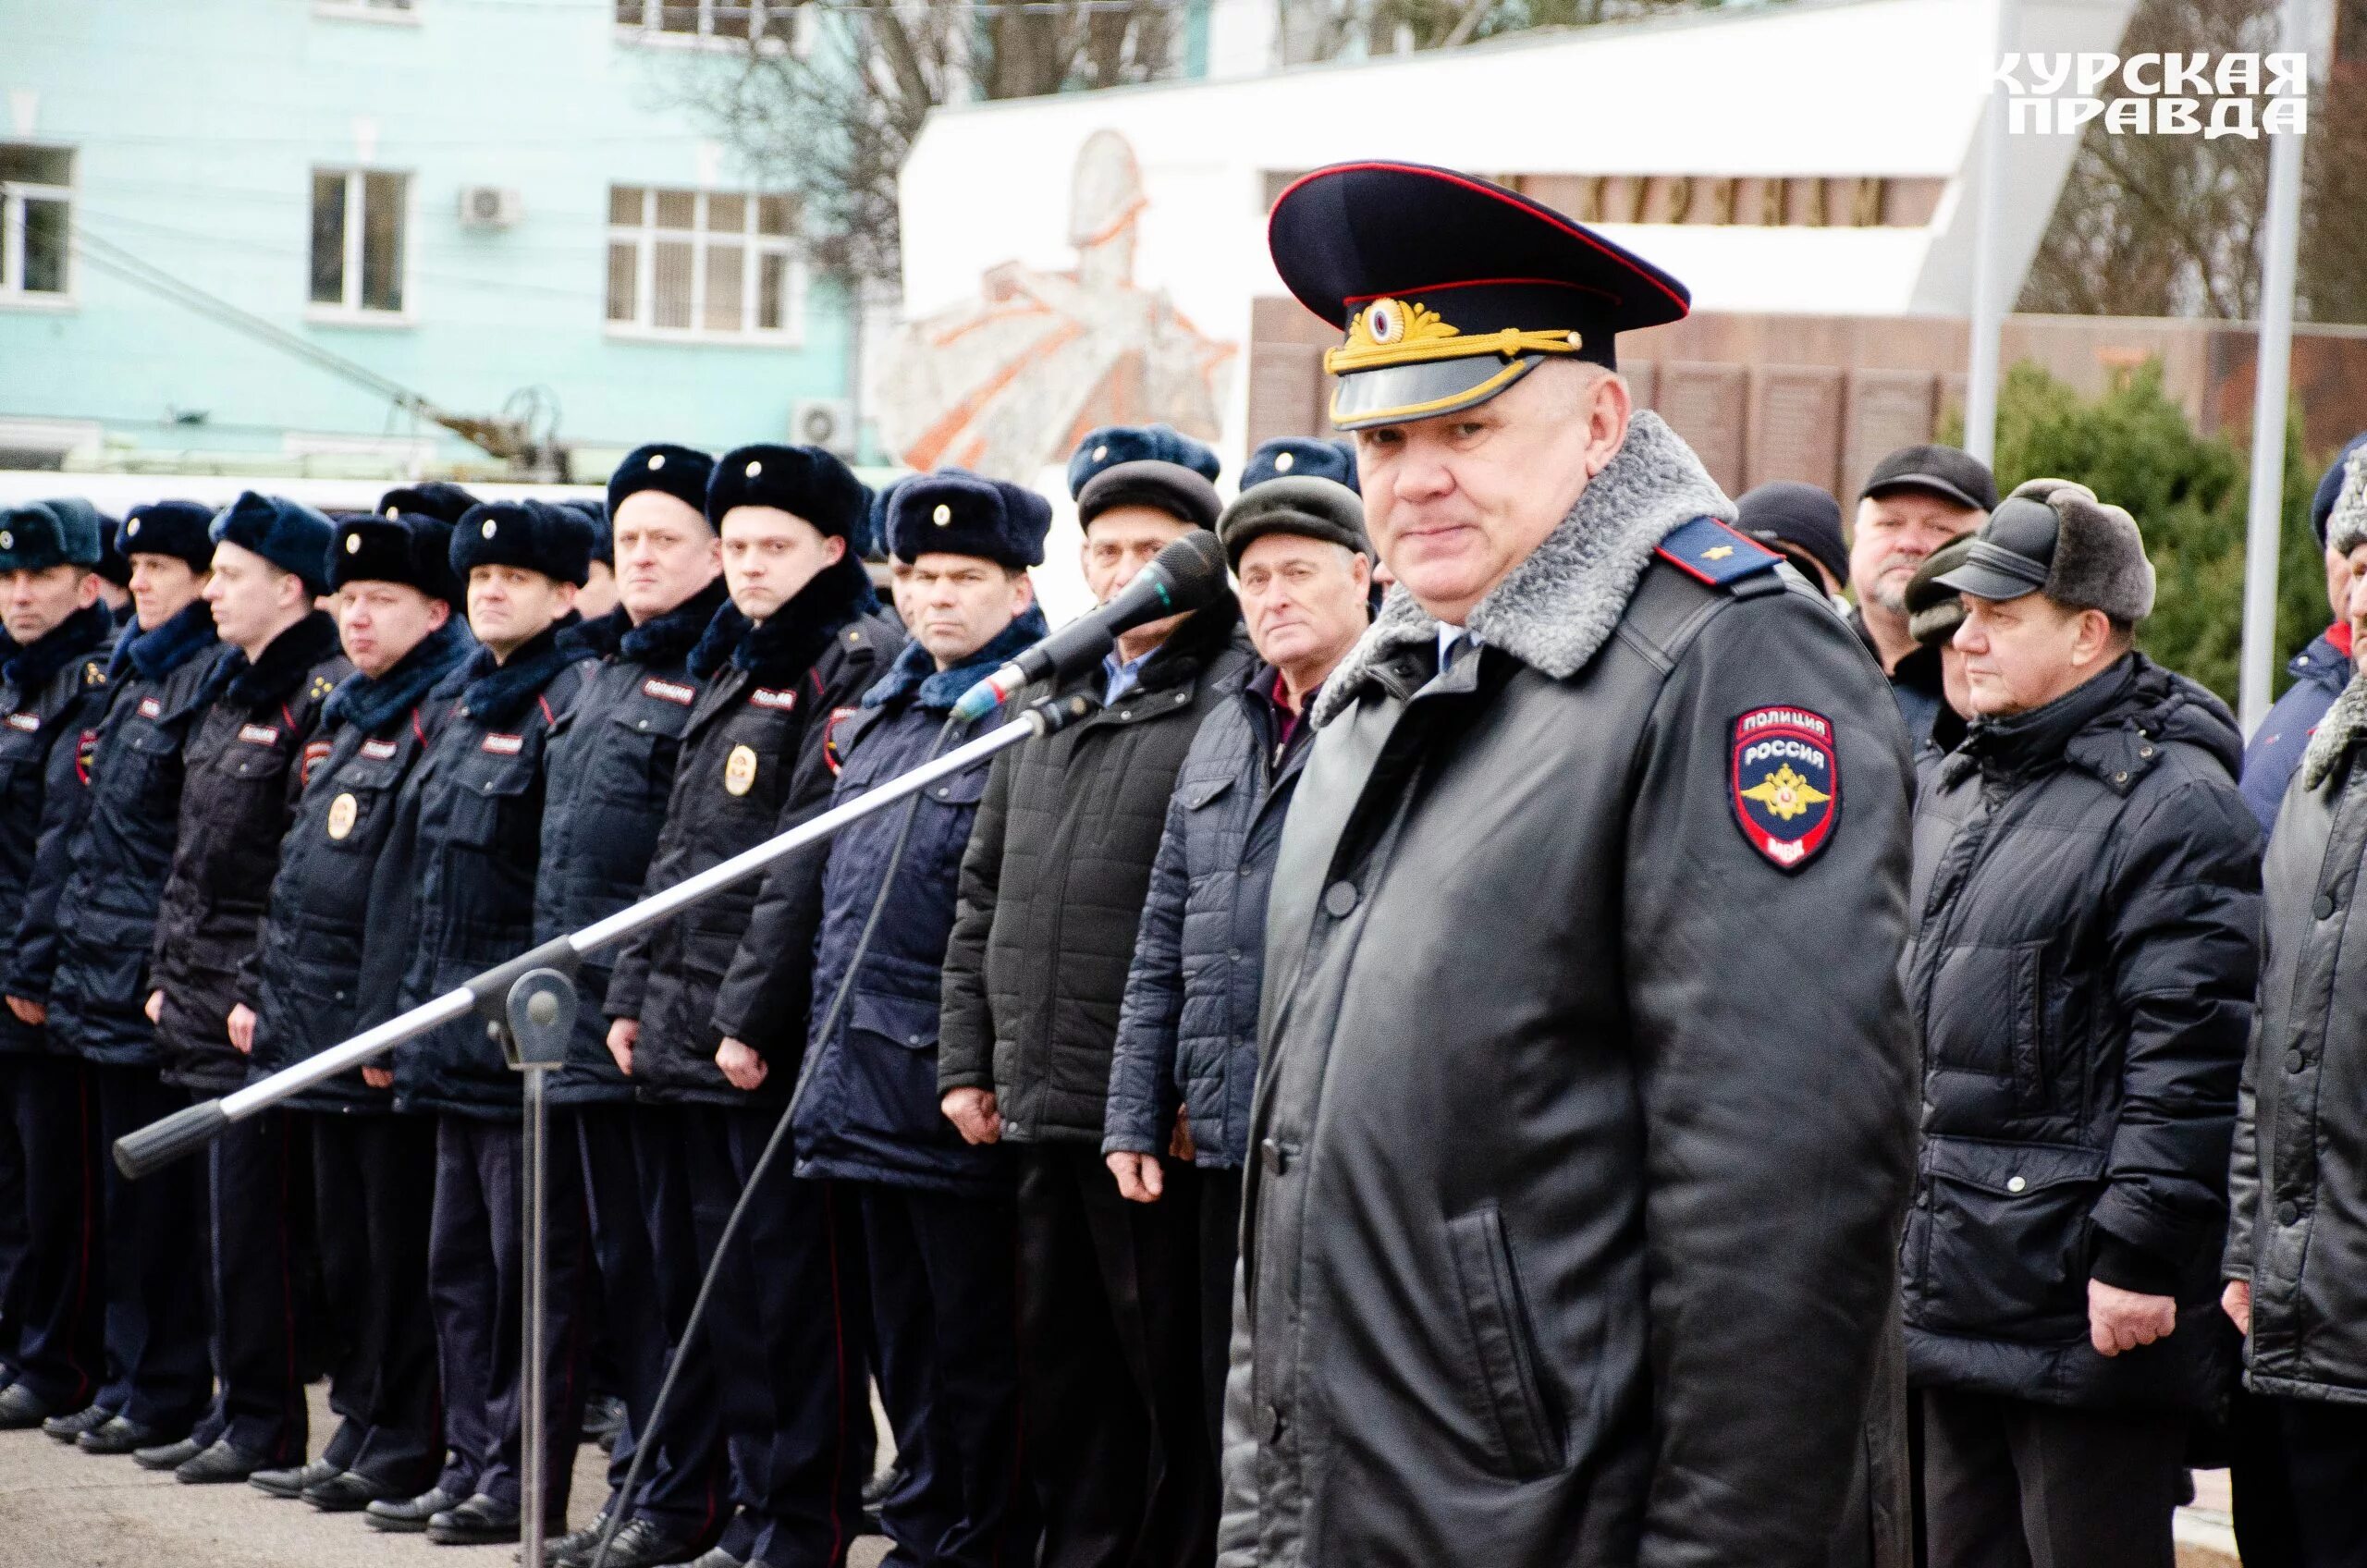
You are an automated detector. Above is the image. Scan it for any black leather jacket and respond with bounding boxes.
[1220,414,1917,1568]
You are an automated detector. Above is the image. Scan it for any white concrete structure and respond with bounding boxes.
[897,0,2137,469]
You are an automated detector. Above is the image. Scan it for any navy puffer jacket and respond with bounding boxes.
[1104,664,1311,1170]
[791,608,1046,1193]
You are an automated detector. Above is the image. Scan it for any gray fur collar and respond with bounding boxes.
[1312,411,1735,727]
[2302,663,2367,791]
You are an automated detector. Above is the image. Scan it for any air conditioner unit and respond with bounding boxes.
[791,398,857,456]
[458,186,523,230]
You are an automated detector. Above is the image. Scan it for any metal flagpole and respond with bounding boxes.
[2238,0,2314,736]
[1962,0,2022,466]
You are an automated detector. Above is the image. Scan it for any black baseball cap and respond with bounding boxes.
[1932,496,2057,602]
[1859,445,1998,515]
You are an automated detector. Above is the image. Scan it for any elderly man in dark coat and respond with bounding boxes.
[1219,163,1918,1568]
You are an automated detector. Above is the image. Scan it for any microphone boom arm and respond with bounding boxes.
[114,692,1102,1180]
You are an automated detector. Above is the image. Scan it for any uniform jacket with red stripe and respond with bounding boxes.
[389,617,592,1120]
[151,609,350,1095]
[607,555,899,1108]
[245,615,476,1112]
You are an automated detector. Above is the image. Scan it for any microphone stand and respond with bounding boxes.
[112,689,1101,1568]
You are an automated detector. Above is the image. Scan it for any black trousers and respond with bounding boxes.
[189,1108,307,1461]
[576,1103,729,1540]
[1196,1166,1243,1466]
[1918,1385,2187,1568]
[626,1106,730,1538]
[1014,1142,1215,1568]
[681,1101,873,1568]
[426,1112,589,1518]
[0,1055,104,1409]
[91,1063,210,1429]
[2277,1396,2367,1567]
[862,1181,1034,1568]
[313,1111,440,1488]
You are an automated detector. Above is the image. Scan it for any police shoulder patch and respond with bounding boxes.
[1656,516,1782,589]
[1729,704,1839,872]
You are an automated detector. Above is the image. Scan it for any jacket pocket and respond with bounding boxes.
[1445,1205,1564,1479]
[2008,941,2051,1107]
[1909,1136,2106,1342]
[852,987,940,1051]
[446,762,533,848]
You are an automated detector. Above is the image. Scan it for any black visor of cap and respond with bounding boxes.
[1329,352,1551,430]
[1933,496,2059,602]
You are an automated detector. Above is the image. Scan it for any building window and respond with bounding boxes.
[606,186,803,341]
[0,144,73,302]
[613,0,801,43]
[311,168,408,316]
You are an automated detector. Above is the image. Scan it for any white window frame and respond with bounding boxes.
[0,143,76,311]
[307,166,413,325]
[605,186,806,347]
[613,0,814,57]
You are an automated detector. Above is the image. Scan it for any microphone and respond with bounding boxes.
[950,531,1230,723]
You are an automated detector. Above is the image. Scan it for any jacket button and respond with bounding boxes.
[1118,709,1132,720]
[1260,1137,1288,1174]
[2288,1050,2309,1073]
[1237,864,1254,878]
[1229,948,1243,962]
[2005,1175,2027,1194]
[2139,746,2154,758]
[2315,893,2338,920]
[2280,1200,2301,1225]
[1321,880,1358,917]
[2113,771,2129,784]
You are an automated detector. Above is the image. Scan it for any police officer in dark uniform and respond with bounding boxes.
[370,498,597,1545]
[1219,164,1917,1568]
[128,493,347,1484]
[0,501,117,1430]
[606,444,899,1568]
[40,499,225,1456]
[791,472,1051,1568]
[240,502,476,1512]
[535,443,732,1568]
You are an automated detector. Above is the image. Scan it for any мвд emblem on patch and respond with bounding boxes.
[1730,705,1839,872]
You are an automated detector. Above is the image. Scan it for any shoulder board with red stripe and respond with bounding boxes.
[238,723,282,746]
[1654,516,1784,590]
[481,732,523,755]
[643,677,695,706]
[749,688,797,712]
[301,738,334,784]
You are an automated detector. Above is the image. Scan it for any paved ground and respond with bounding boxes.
[0,1385,890,1567]
[0,1384,2246,1566]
